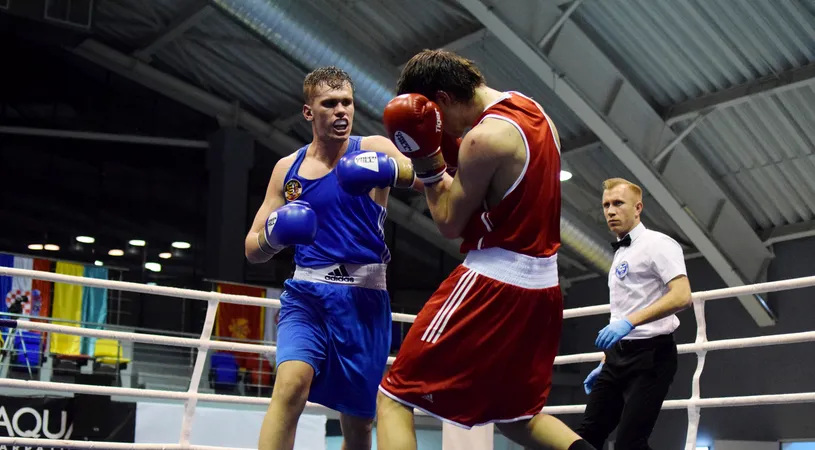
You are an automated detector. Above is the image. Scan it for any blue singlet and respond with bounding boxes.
[274,136,392,419]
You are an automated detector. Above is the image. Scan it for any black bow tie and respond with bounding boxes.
[611,234,632,251]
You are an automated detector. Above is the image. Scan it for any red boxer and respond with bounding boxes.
[370,50,594,450]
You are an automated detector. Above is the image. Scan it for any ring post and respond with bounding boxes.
[179,299,219,446]
[685,296,708,450]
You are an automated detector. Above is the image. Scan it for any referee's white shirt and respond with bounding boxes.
[608,222,687,340]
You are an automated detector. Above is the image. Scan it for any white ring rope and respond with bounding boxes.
[0,266,814,450]
[4,266,815,322]
[0,437,249,450]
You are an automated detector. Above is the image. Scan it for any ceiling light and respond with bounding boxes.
[171,241,191,249]
[44,244,60,251]
[76,236,95,244]
[560,170,573,181]
[144,262,162,272]
[129,239,146,247]
[94,260,104,266]
[28,244,44,251]
[108,249,124,256]
[159,252,172,259]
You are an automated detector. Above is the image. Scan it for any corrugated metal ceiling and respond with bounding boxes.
[455,35,589,141]
[85,0,815,272]
[679,84,815,230]
[573,0,815,108]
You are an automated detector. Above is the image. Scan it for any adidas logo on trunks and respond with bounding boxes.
[325,265,355,283]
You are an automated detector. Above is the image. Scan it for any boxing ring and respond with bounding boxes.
[0,267,814,450]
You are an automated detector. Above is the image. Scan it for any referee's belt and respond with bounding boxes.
[616,333,674,352]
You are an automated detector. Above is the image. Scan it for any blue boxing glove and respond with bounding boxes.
[584,362,604,395]
[336,150,415,196]
[595,319,634,350]
[258,200,317,255]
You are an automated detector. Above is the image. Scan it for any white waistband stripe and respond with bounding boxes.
[292,263,387,290]
[463,247,559,289]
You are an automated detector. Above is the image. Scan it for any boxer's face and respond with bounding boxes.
[602,184,642,237]
[434,92,470,136]
[304,82,355,142]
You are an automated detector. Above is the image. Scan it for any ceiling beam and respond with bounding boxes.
[761,220,815,247]
[565,64,815,153]
[665,62,815,125]
[132,1,213,61]
[0,125,208,148]
[397,28,489,69]
[69,38,464,261]
[456,0,776,326]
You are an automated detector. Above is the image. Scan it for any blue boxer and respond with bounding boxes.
[247,68,418,449]
[273,136,393,418]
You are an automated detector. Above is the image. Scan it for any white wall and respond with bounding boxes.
[135,401,326,449]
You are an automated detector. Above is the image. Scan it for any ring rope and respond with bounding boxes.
[1,267,814,450]
[0,436,249,449]
[3,266,815,323]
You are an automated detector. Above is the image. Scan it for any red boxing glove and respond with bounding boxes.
[441,133,461,176]
[383,94,447,185]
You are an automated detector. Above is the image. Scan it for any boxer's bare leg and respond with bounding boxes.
[375,392,417,450]
[339,413,374,450]
[258,361,313,450]
[496,414,593,450]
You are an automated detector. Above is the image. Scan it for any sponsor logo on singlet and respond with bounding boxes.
[325,265,355,283]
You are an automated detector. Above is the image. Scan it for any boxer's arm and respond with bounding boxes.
[361,135,425,192]
[245,156,294,264]
[424,120,512,238]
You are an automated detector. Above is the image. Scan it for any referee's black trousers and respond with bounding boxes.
[575,334,678,450]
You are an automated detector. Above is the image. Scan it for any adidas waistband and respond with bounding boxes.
[292,263,388,290]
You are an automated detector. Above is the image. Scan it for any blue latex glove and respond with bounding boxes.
[595,319,634,349]
[584,362,604,395]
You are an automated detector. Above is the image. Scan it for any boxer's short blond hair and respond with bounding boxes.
[303,66,355,104]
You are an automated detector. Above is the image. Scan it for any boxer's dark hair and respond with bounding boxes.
[397,49,485,103]
[303,66,355,103]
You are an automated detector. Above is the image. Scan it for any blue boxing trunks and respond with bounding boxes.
[275,263,392,418]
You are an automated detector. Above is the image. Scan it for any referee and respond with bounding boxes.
[575,178,692,450]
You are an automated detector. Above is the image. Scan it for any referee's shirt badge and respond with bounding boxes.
[615,261,629,279]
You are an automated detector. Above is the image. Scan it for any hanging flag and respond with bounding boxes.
[32,258,53,321]
[5,256,35,317]
[0,254,12,314]
[81,266,108,356]
[215,283,266,370]
[50,262,84,356]
[31,259,53,349]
